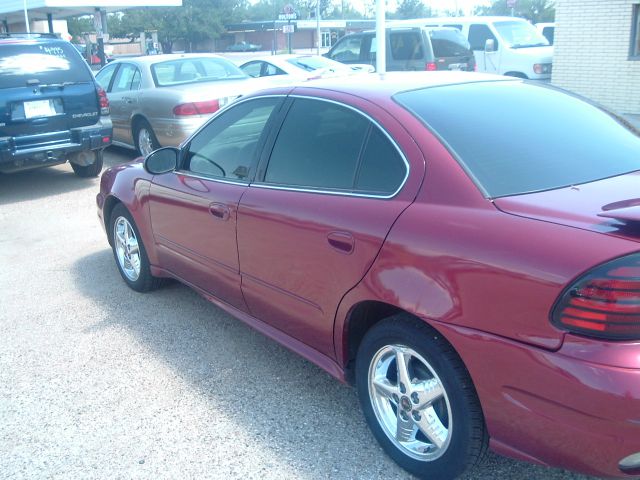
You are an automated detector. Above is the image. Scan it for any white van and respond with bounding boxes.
[392,16,553,80]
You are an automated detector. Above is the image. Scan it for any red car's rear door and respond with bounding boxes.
[237,95,424,358]
[148,97,283,311]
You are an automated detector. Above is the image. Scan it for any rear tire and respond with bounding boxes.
[70,149,103,177]
[109,203,164,292]
[134,120,160,157]
[355,314,488,480]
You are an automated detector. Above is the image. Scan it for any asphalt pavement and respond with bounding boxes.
[0,147,594,479]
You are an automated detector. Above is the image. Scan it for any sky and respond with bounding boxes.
[347,0,490,16]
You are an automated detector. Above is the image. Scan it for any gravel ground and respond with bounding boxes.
[0,147,595,480]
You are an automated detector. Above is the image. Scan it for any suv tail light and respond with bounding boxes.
[173,100,220,116]
[98,87,109,115]
[552,254,640,340]
[425,62,437,71]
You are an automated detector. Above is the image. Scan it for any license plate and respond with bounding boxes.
[448,63,467,71]
[23,100,56,119]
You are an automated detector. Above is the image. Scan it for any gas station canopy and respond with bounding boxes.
[0,0,182,25]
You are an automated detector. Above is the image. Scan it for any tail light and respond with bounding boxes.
[425,62,437,71]
[98,87,109,115]
[173,100,220,116]
[552,253,640,340]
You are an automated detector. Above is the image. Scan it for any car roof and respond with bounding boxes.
[253,71,516,98]
[0,35,66,45]
[109,53,228,65]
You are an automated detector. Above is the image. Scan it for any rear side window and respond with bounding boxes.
[468,24,498,51]
[390,32,423,60]
[430,30,472,57]
[396,82,640,198]
[0,41,92,88]
[264,98,406,195]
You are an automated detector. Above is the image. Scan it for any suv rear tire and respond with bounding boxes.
[70,149,103,177]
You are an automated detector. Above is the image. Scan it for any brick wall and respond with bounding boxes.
[552,0,640,115]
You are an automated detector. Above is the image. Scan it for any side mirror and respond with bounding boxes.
[143,147,179,174]
[485,39,496,53]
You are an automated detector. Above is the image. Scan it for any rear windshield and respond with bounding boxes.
[151,57,247,87]
[395,81,640,198]
[429,29,471,57]
[0,41,92,88]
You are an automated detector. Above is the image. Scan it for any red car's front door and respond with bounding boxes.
[148,97,282,311]
[237,96,424,358]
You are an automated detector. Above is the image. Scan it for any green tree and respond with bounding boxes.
[66,16,93,41]
[474,0,555,23]
[391,0,431,20]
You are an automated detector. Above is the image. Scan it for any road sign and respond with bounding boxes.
[278,13,297,20]
[282,24,295,34]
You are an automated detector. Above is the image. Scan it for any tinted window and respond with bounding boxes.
[185,98,279,181]
[111,63,138,93]
[329,35,363,62]
[396,82,640,198]
[0,41,92,88]
[356,127,406,194]
[542,26,554,45]
[430,29,472,57]
[265,99,369,190]
[95,63,118,90]
[263,62,285,76]
[468,24,497,51]
[151,57,246,87]
[390,32,423,60]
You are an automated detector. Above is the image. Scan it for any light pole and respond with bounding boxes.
[23,0,30,34]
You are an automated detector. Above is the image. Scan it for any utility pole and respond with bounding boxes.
[316,0,320,55]
[23,0,30,33]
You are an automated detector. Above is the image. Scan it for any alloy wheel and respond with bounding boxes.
[113,216,141,282]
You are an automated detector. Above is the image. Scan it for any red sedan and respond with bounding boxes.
[96,72,640,479]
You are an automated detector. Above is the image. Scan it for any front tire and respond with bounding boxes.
[109,203,163,292]
[355,315,488,479]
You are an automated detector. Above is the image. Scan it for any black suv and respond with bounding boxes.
[326,27,476,73]
[0,34,112,177]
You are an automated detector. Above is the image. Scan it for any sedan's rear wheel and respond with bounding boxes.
[134,120,159,157]
[109,204,163,292]
[356,315,488,479]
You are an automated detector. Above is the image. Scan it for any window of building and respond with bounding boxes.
[632,4,640,58]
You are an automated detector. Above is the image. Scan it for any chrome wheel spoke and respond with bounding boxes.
[396,411,417,443]
[372,377,398,402]
[415,407,448,449]
[113,216,141,282]
[394,347,412,393]
[413,379,445,410]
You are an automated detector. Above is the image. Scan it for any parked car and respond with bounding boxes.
[97,72,640,480]
[326,26,476,72]
[239,54,374,81]
[399,16,553,79]
[227,41,262,52]
[95,54,269,156]
[0,33,111,177]
[536,22,555,45]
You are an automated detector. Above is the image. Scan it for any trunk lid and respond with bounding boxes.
[494,171,640,240]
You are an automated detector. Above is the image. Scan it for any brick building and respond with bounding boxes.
[552,0,640,116]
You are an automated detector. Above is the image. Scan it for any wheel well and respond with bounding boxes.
[103,195,121,245]
[503,71,528,79]
[343,301,404,385]
[131,115,148,135]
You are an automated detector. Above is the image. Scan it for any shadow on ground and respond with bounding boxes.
[71,248,592,480]
[0,146,136,207]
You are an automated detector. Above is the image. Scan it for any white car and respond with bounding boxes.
[239,54,373,82]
